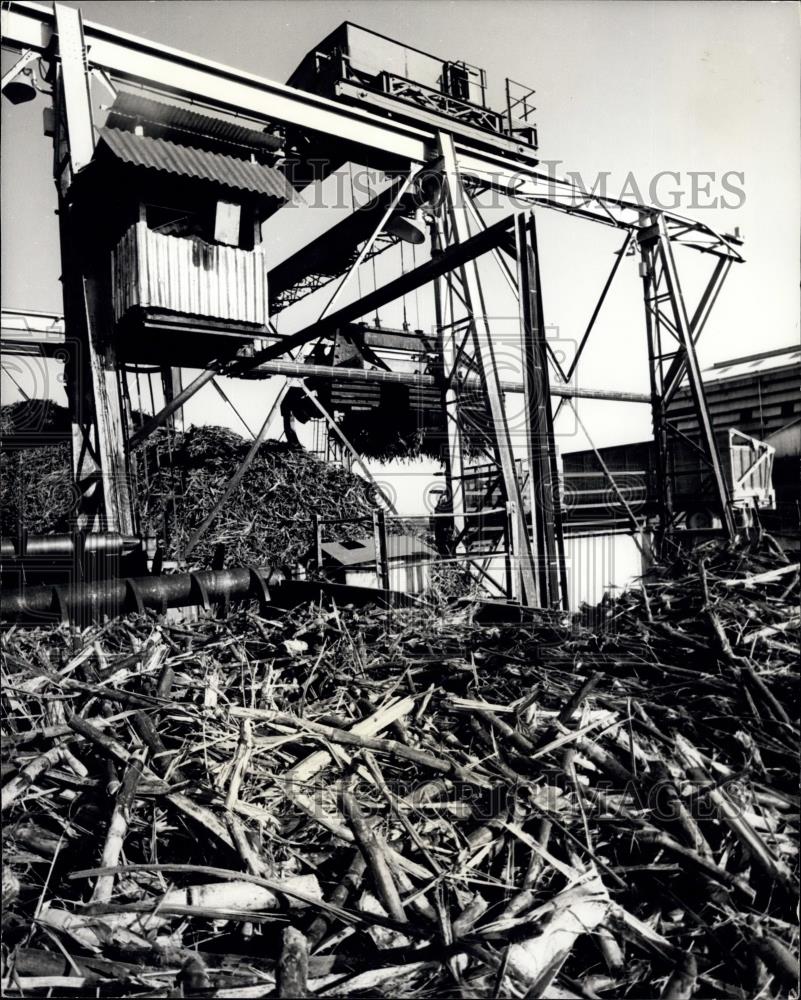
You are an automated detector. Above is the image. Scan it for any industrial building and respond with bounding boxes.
[562,345,799,539]
[667,345,800,441]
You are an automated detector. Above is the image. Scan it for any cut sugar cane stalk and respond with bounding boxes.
[340,778,408,925]
[91,749,146,903]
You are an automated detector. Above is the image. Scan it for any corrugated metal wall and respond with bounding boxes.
[667,362,800,440]
[112,222,268,326]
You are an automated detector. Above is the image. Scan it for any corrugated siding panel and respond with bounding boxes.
[109,89,282,154]
[112,223,268,325]
[99,128,294,202]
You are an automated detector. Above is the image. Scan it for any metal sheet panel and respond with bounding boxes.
[108,87,282,153]
[703,347,801,383]
[112,222,268,325]
[321,533,436,567]
[98,128,295,202]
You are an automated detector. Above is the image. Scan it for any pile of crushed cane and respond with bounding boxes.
[133,425,382,568]
[1,406,383,569]
[0,402,74,536]
[1,535,798,998]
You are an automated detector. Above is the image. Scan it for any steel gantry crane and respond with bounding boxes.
[1,0,745,608]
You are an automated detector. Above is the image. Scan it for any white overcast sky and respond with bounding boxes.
[1,0,799,510]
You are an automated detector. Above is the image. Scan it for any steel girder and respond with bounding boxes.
[439,132,543,607]
[638,215,735,538]
[50,4,135,534]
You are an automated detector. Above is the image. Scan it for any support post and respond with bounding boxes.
[639,213,734,540]
[638,225,673,537]
[657,214,734,537]
[505,500,520,601]
[313,514,323,572]
[372,511,390,590]
[439,131,540,607]
[52,5,135,534]
[515,212,567,609]
[160,367,184,435]
[432,213,467,555]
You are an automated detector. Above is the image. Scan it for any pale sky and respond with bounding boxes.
[2,0,799,512]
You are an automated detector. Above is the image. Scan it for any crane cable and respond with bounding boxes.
[348,162,364,302]
[400,240,409,330]
[367,171,381,326]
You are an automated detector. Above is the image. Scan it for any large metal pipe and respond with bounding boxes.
[246,358,651,404]
[0,532,142,561]
[1,566,283,624]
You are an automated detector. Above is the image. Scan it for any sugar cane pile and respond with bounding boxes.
[0,402,74,535]
[1,535,799,998]
[134,425,381,568]
[1,405,383,568]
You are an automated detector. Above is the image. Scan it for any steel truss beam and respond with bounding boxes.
[638,215,735,538]
[456,152,745,263]
[439,131,542,607]
[1,1,429,164]
[0,1,748,259]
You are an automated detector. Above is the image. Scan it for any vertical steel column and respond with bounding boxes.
[515,212,567,608]
[638,221,673,536]
[530,215,568,608]
[431,213,467,554]
[53,3,95,176]
[439,131,539,606]
[53,3,135,534]
[313,514,323,571]
[505,500,520,601]
[372,510,390,590]
[161,367,184,435]
[638,213,735,540]
[654,214,735,538]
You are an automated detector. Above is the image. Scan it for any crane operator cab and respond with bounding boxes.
[286,23,538,169]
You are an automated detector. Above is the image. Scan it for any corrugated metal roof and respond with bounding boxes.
[703,346,801,384]
[321,534,436,567]
[97,128,294,202]
[107,88,282,154]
